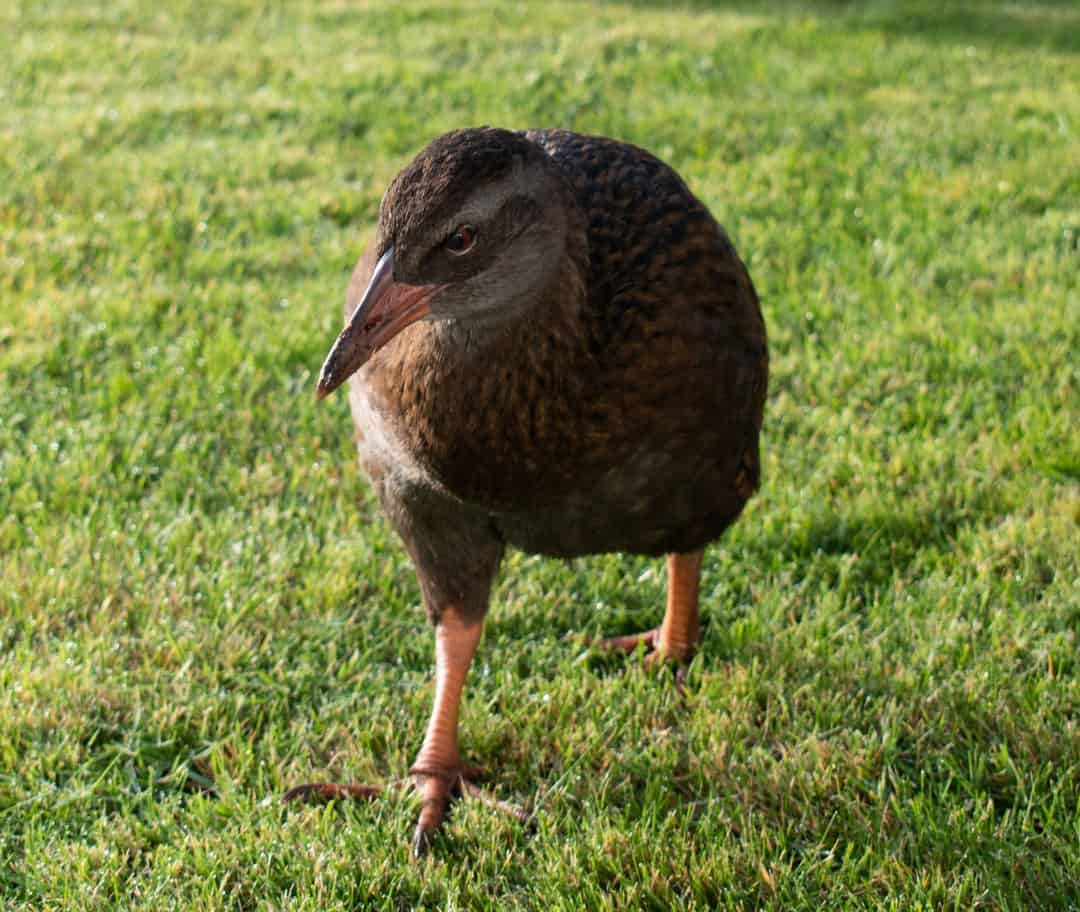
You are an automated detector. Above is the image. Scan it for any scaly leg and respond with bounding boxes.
[408,607,482,856]
[588,549,705,666]
[657,548,704,661]
[283,607,527,857]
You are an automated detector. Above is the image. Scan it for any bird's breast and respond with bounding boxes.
[350,316,596,513]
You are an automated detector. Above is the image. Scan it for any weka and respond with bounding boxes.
[291,127,768,856]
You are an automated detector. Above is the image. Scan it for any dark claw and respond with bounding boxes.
[412,824,435,859]
[674,664,688,697]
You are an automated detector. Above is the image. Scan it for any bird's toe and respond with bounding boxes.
[583,627,694,694]
[281,781,384,804]
[407,769,460,860]
[411,821,437,859]
[583,627,659,656]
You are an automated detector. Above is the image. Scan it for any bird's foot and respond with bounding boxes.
[582,627,693,691]
[282,766,530,859]
[407,764,467,858]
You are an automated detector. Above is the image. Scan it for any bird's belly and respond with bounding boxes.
[350,372,757,559]
[490,444,752,558]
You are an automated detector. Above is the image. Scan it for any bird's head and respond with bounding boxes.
[316,127,578,400]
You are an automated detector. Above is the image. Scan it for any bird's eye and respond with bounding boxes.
[445,224,477,255]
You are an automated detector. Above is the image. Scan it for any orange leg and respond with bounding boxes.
[408,609,482,856]
[657,548,704,661]
[283,607,527,857]
[589,549,705,666]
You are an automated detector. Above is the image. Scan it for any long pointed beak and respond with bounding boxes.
[316,247,439,400]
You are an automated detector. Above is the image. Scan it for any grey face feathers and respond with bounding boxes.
[378,129,578,324]
[317,128,580,397]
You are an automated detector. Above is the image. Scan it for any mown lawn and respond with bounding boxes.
[1,1,1078,908]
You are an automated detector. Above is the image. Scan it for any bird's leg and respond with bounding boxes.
[282,607,526,855]
[588,549,704,670]
[282,505,519,855]
[656,548,704,662]
[408,607,482,856]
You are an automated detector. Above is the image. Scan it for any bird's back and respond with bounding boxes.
[523,129,766,361]
[483,130,770,555]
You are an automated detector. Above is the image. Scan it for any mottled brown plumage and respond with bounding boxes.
[296,127,767,856]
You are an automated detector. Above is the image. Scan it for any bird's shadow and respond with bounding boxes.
[614,0,1079,54]
[489,489,999,665]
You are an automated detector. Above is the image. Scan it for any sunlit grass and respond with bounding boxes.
[1,1,1078,908]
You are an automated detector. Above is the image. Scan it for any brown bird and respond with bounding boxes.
[288,127,768,856]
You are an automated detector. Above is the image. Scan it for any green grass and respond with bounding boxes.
[2,0,1078,908]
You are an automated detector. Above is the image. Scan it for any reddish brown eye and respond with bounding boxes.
[445,224,477,255]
